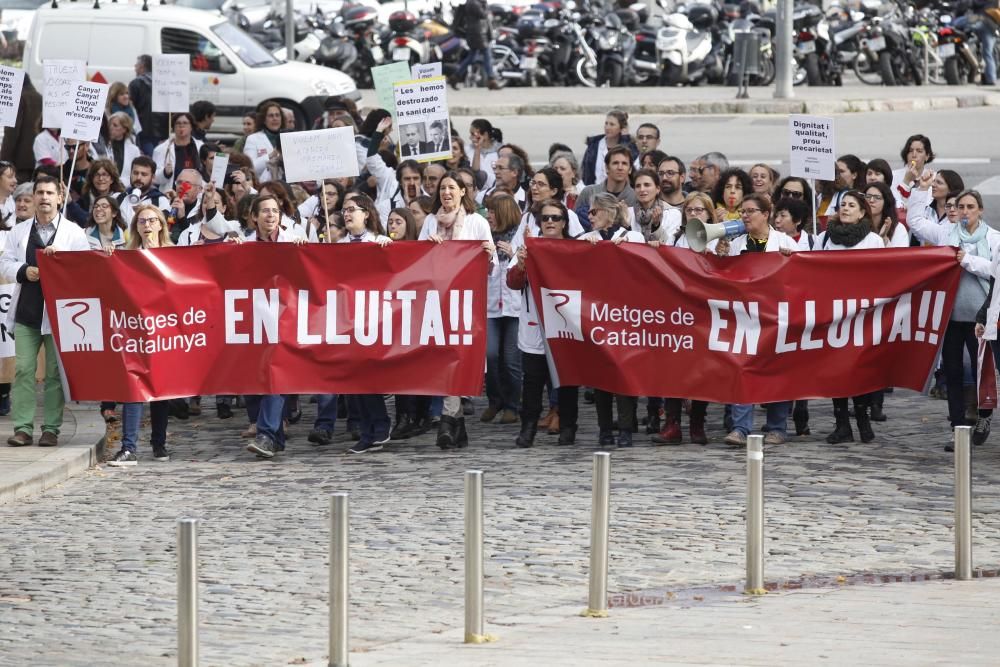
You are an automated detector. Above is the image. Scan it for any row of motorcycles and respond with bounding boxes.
[242,0,998,89]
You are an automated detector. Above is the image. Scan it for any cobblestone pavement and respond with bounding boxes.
[1,390,999,666]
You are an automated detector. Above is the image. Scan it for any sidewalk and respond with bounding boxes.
[0,399,106,504]
[359,82,1000,116]
[338,578,1000,666]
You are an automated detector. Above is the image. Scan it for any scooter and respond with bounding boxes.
[657,3,725,86]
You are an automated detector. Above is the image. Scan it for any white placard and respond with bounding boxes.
[61,81,109,142]
[0,283,13,358]
[209,151,230,187]
[152,54,190,113]
[788,114,835,182]
[411,62,442,80]
[42,59,86,129]
[279,127,359,183]
[0,66,25,128]
[393,76,451,162]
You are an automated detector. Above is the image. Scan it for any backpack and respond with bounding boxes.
[452,3,468,37]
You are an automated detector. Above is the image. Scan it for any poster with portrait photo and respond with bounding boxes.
[393,76,451,163]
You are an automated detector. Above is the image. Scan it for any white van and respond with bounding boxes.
[23,2,359,132]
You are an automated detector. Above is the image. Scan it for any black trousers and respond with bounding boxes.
[942,320,992,426]
[594,389,637,433]
[520,352,578,427]
[664,397,707,422]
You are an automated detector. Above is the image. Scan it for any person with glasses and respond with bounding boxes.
[507,199,580,448]
[105,206,174,467]
[78,159,125,216]
[581,110,638,187]
[153,113,204,192]
[695,152,729,195]
[85,195,128,251]
[633,123,661,169]
[656,156,686,210]
[909,178,998,451]
[773,176,815,223]
[517,167,584,239]
[483,154,526,209]
[2,176,90,449]
[865,182,907,248]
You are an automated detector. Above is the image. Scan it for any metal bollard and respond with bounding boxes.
[464,470,487,643]
[584,452,611,617]
[745,435,765,595]
[954,426,972,580]
[177,518,199,667]
[329,493,349,667]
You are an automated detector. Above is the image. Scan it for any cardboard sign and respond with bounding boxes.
[393,76,451,162]
[279,127,359,183]
[371,61,413,119]
[42,60,86,129]
[411,62,443,80]
[210,151,229,187]
[62,81,109,142]
[152,54,190,113]
[0,66,25,128]
[0,283,14,358]
[789,114,835,182]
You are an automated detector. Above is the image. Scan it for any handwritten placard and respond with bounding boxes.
[62,81,109,142]
[280,127,359,183]
[210,151,229,187]
[371,61,413,120]
[0,66,25,128]
[152,54,190,113]
[42,59,85,129]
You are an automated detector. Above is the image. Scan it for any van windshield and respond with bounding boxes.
[211,21,279,68]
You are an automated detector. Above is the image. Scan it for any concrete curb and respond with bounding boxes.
[446,91,1000,117]
[0,402,106,505]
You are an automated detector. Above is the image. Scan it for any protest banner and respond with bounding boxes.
[42,59,85,129]
[61,81,109,142]
[39,242,489,401]
[152,54,190,113]
[0,66,25,128]
[0,284,14,358]
[279,126,358,184]
[524,241,961,404]
[393,76,451,161]
[209,151,230,187]
[788,114,835,181]
[411,62,442,80]
[371,61,413,120]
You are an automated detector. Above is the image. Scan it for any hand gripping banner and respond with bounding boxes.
[39,242,488,401]
[524,240,962,405]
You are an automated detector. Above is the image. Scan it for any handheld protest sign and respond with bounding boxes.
[210,152,230,187]
[393,76,451,163]
[372,61,413,120]
[411,62,442,80]
[280,127,359,242]
[62,81,109,142]
[152,54,190,113]
[42,59,86,129]
[0,66,25,128]
[788,114,835,182]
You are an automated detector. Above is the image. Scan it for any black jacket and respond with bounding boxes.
[463,0,491,51]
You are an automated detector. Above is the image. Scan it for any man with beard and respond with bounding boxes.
[167,169,204,244]
[657,155,686,210]
[116,156,170,225]
[696,151,728,195]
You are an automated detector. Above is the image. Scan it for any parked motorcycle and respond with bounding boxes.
[657,2,726,86]
[384,10,431,67]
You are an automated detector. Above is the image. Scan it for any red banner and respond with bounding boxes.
[525,241,961,404]
[39,242,488,401]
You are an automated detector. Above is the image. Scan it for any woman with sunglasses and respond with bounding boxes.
[105,206,174,467]
[773,177,815,224]
[909,177,998,451]
[507,199,579,447]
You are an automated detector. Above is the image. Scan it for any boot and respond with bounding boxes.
[538,407,556,430]
[547,411,560,435]
[792,401,810,435]
[390,414,414,440]
[558,425,577,446]
[825,406,854,444]
[964,385,978,423]
[870,391,887,422]
[487,78,500,90]
[689,415,708,445]
[855,404,875,443]
[650,419,682,445]
[448,75,460,91]
[516,420,537,448]
[455,417,469,449]
[645,411,661,435]
[436,415,458,450]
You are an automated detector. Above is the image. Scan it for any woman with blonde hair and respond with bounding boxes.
[106,82,142,134]
[104,112,141,187]
[126,204,171,249]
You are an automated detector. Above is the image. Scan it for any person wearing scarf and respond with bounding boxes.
[910,177,999,452]
[815,191,886,445]
[152,113,204,192]
[243,101,285,183]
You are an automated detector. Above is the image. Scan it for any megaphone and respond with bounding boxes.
[686,219,746,252]
[127,188,142,206]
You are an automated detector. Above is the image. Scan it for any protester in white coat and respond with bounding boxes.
[243,101,285,184]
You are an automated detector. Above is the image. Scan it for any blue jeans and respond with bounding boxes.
[121,401,169,452]
[456,47,495,79]
[356,394,390,444]
[731,401,791,437]
[976,18,997,84]
[486,316,522,412]
[250,394,286,449]
[314,394,339,432]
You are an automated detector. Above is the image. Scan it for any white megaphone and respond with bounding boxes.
[686,219,746,252]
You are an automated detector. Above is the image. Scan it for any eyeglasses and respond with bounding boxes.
[93,172,112,179]
[864,193,884,202]
[92,202,112,210]
[944,202,957,210]
[587,208,601,217]
[491,162,510,171]
[342,206,361,215]
[539,214,565,222]
[636,134,658,141]
[136,217,160,225]
[780,188,804,199]
[684,206,707,215]
[739,208,762,217]
[657,170,679,178]
[529,180,551,189]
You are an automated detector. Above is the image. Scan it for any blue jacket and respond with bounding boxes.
[580,133,638,187]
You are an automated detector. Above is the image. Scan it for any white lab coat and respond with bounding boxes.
[152,137,205,191]
[728,229,799,255]
[243,131,279,183]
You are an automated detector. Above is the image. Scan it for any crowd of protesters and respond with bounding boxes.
[0,54,994,465]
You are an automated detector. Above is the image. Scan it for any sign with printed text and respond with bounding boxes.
[61,81,109,142]
[152,54,191,113]
[411,62,442,80]
[0,284,14,357]
[371,61,413,120]
[279,127,358,183]
[789,114,835,181]
[393,76,451,162]
[0,66,25,128]
[42,59,86,129]
[209,151,230,187]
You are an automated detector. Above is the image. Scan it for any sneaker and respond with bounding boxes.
[598,430,615,448]
[248,433,275,459]
[617,431,633,448]
[349,441,383,454]
[216,403,233,420]
[763,431,786,446]
[152,445,170,462]
[373,432,392,446]
[973,416,991,446]
[107,449,138,467]
[724,430,747,447]
[308,429,333,445]
[480,406,499,423]
[241,423,257,438]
